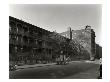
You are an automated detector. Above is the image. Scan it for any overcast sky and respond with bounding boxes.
[9,4,102,45]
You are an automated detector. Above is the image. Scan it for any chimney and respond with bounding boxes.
[67,27,72,40]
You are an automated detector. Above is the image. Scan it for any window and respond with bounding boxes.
[16,36,18,41]
[35,39,38,45]
[23,27,28,33]
[34,28,38,33]
[11,35,16,39]
[15,46,17,52]
[17,46,21,52]
[11,27,17,33]
[17,23,22,28]
[38,40,42,46]
[23,36,28,43]
[17,24,22,33]
[49,49,51,54]
[9,45,13,54]
[9,26,11,32]
[18,35,22,42]
[38,48,42,53]
[9,35,11,40]
[10,21,16,28]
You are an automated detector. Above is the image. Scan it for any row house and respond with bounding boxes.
[9,16,58,64]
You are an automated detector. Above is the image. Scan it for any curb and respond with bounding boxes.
[16,63,56,70]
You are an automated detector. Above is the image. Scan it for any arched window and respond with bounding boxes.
[17,23,22,33]
[9,21,16,28]
[10,21,17,33]
[23,26,28,33]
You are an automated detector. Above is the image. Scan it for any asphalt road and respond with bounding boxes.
[9,62,100,79]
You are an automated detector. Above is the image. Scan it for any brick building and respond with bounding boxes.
[9,16,58,64]
[9,16,72,65]
[60,25,96,60]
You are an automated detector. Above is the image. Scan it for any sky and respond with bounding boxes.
[9,4,102,45]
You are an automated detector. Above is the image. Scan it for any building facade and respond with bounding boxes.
[9,16,57,64]
[60,25,96,60]
[9,16,72,65]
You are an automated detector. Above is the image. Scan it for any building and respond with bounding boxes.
[60,25,96,60]
[49,31,72,56]
[9,16,96,65]
[9,16,72,65]
[9,16,59,64]
[95,44,102,59]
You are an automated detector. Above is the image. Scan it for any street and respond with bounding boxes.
[9,61,100,79]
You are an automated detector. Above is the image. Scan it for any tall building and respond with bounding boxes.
[60,25,96,60]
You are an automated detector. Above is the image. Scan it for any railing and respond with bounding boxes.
[9,30,17,34]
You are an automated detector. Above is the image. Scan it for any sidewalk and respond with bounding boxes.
[70,59,100,64]
[15,61,80,70]
[16,63,56,69]
[84,59,100,64]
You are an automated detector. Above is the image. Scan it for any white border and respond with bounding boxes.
[1,0,110,82]
[9,0,103,4]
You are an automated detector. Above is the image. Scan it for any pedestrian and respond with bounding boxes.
[99,64,102,78]
[98,58,102,79]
